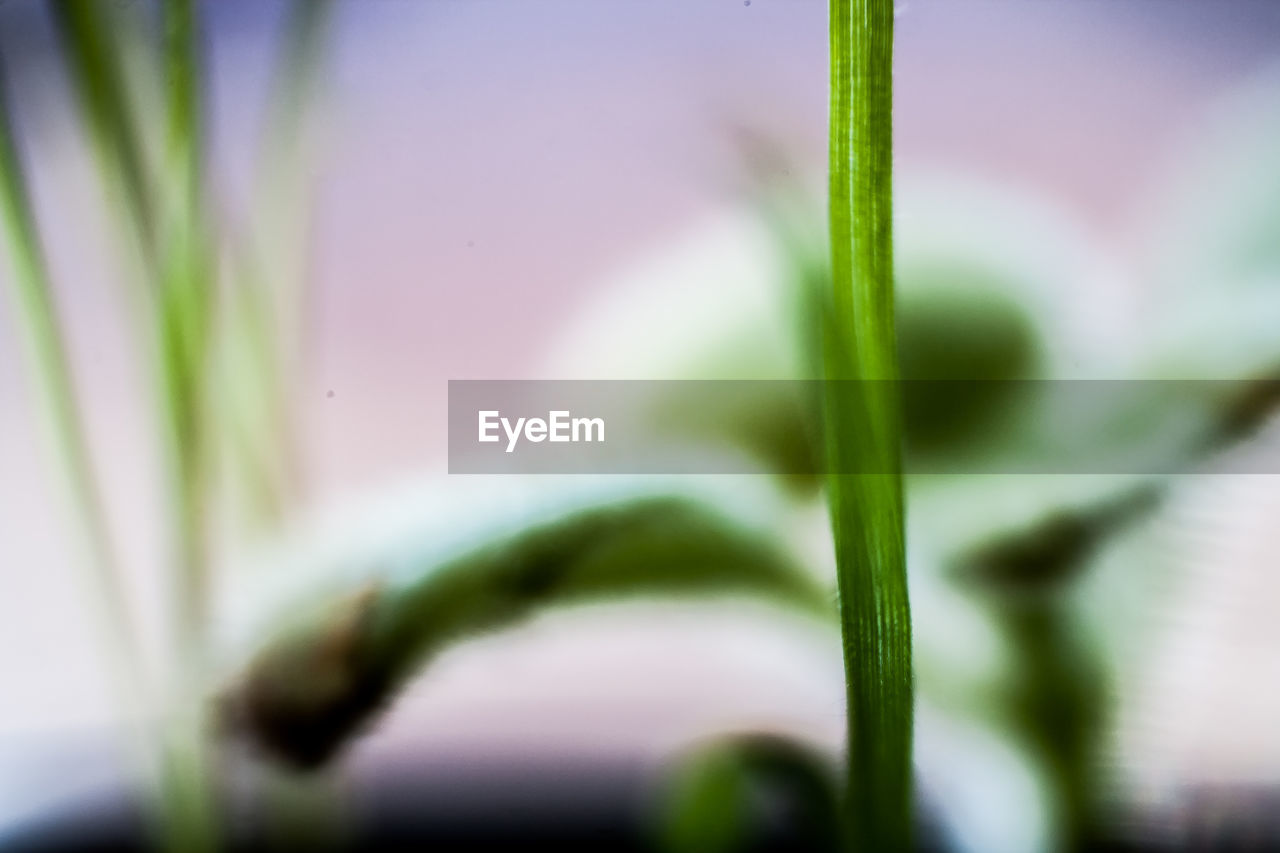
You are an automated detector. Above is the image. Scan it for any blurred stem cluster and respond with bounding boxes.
[0,1,333,849]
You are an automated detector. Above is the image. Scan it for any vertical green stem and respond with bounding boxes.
[242,0,337,517]
[49,0,159,283]
[0,53,143,704]
[159,2,219,850]
[162,0,210,673]
[827,1,913,850]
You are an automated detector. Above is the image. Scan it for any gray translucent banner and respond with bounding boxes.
[447,379,1280,475]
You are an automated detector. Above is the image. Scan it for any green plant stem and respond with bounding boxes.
[162,0,212,673]
[157,3,220,850]
[220,237,297,522]
[0,54,143,703]
[234,0,337,519]
[0,32,222,853]
[49,0,159,280]
[202,0,336,528]
[269,0,337,147]
[827,1,913,850]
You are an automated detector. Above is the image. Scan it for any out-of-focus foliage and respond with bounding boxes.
[224,492,830,769]
[656,734,842,853]
[897,280,1038,453]
[540,93,1280,845]
[0,2,335,849]
[8,1,1273,847]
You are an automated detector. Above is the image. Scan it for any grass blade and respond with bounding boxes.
[161,0,215,667]
[156,4,222,849]
[0,52,143,701]
[49,0,159,273]
[218,0,337,522]
[267,0,337,148]
[826,1,913,849]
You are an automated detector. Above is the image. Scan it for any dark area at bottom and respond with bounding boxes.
[1,753,1273,852]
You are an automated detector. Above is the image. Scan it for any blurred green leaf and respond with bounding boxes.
[660,743,751,853]
[224,495,831,769]
[50,0,159,269]
[658,734,842,853]
[949,484,1160,591]
[0,49,141,686]
[897,275,1040,453]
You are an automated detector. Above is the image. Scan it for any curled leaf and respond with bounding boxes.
[221,495,830,769]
